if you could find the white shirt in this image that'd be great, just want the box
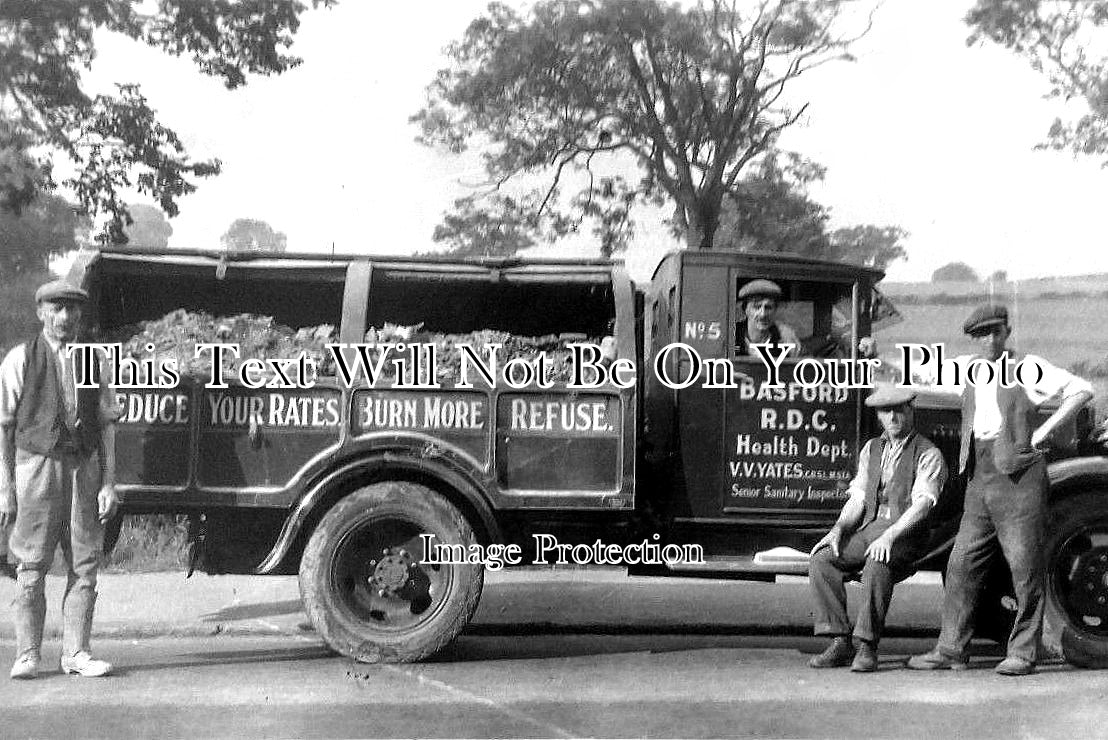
[923,353,1092,441]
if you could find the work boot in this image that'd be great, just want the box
[995,656,1035,676]
[808,636,856,668]
[60,651,112,677]
[850,640,879,673]
[9,651,41,680]
[906,648,969,671]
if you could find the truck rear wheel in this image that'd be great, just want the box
[1045,492,1108,668]
[299,481,483,663]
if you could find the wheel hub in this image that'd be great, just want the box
[1070,548,1108,618]
[369,548,418,598]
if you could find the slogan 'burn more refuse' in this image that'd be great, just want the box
[351,392,617,435]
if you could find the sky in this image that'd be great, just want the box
[75,0,1108,283]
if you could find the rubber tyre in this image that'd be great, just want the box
[1044,492,1108,668]
[299,481,483,663]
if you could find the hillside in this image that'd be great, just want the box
[881,273,1108,301]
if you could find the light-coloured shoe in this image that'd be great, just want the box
[906,648,970,671]
[60,651,112,677]
[995,656,1035,676]
[10,652,41,680]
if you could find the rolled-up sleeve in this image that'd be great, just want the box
[0,344,27,426]
[910,446,947,508]
[845,439,874,505]
[1021,354,1093,406]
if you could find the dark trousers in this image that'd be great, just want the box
[937,441,1047,662]
[809,521,919,644]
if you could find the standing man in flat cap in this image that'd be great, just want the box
[0,279,119,679]
[808,386,947,672]
[735,279,801,356]
[909,304,1092,675]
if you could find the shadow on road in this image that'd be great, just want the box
[428,632,954,663]
[200,599,304,622]
[117,644,335,675]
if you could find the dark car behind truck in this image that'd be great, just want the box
[69,247,1108,666]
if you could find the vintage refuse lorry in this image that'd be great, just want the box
[66,247,1108,665]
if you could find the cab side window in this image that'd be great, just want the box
[732,278,856,359]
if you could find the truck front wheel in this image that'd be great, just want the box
[1045,491,1108,668]
[299,481,484,663]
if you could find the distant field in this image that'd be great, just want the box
[875,294,1108,407]
[882,274,1108,300]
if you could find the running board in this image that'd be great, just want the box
[656,549,812,580]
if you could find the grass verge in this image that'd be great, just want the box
[104,514,189,572]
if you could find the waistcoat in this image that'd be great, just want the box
[862,433,936,529]
[957,354,1040,475]
[14,334,101,457]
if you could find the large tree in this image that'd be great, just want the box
[0,1,335,242]
[221,218,288,253]
[966,0,1108,165]
[414,0,870,252]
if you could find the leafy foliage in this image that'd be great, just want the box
[827,224,908,270]
[717,151,907,269]
[122,203,173,250]
[932,261,981,283]
[0,0,335,240]
[0,192,85,275]
[717,151,831,255]
[0,267,53,358]
[221,217,288,253]
[414,0,870,252]
[966,0,1108,165]
[433,194,537,257]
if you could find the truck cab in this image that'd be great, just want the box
[639,250,878,575]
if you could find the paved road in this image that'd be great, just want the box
[2,633,1105,739]
[1,572,1105,738]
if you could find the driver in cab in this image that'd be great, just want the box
[735,279,801,356]
[735,279,877,359]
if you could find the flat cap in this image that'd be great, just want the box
[35,279,88,304]
[865,385,917,409]
[962,304,1008,335]
[738,279,783,301]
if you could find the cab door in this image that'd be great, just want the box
[667,263,866,524]
[719,272,864,519]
